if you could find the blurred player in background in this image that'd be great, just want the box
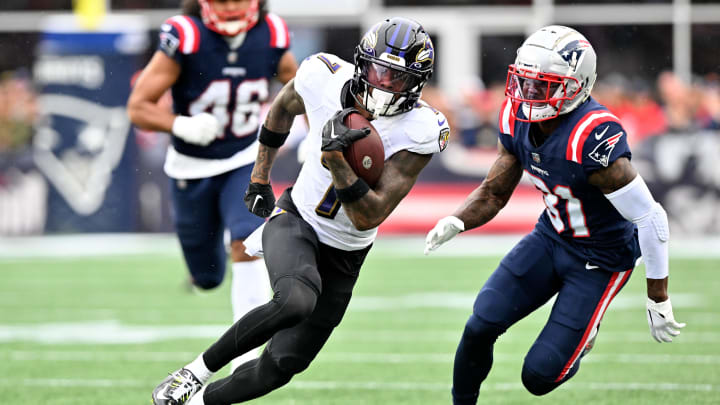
[127,0,297,369]
[424,25,685,404]
[150,17,450,405]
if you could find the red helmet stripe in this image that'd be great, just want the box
[265,13,289,49]
[168,16,200,54]
[566,111,620,163]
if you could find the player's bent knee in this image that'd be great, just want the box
[191,273,223,290]
[273,277,318,325]
[521,343,568,396]
[274,354,313,376]
[463,313,505,345]
[521,366,559,396]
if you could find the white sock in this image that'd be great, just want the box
[185,353,214,384]
[230,260,271,371]
[187,386,206,405]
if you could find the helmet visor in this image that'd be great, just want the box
[359,58,422,94]
[505,65,575,105]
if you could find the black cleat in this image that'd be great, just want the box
[152,368,203,405]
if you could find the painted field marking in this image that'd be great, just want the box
[0,378,716,392]
[4,350,720,366]
[0,320,717,344]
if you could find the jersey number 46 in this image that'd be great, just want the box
[189,79,269,138]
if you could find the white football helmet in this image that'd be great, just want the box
[505,25,597,122]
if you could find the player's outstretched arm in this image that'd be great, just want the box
[322,148,431,231]
[245,79,306,217]
[424,141,522,254]
[451,142,523,230]
[589,157,686,342]
[127,51,180,133]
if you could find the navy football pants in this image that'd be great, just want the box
[171,163,264,290]
[452,229,633,404]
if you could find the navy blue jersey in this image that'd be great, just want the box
[498,97,640,271]
[158,14,289,159]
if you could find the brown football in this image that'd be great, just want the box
[343,112,384,188]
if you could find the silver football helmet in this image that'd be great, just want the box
[505,25,597,122]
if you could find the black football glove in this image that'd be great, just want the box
[321,107,371,152]
[244,182,276,218]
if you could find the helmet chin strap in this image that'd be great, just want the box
[369,89,394,118]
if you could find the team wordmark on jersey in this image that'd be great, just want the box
[588,131,624,167]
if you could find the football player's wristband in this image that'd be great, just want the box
[258,125,289,148]
[336,178,370,203]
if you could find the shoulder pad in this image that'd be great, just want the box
[264,13,290,49]
[402,101,451,154]
[294,53,351,109]
[498,97,520,137]
[160,15,201,55]
[565,109,622,164]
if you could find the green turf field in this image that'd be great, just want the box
[0,241,718,404]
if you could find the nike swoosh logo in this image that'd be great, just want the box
[330,121,339,139]
[252,195,263,211]
[585,262,600,270]
[594,126,609,141]
[438,118,446,126]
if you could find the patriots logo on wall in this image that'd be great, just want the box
[33,94,131,215]
[588,132,624,167]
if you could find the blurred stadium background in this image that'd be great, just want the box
[0,1,719,404]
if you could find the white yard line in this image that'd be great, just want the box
[1,234,719,259]
[1,320,717,344]
[4,350,720,365]
[0,378,716,392]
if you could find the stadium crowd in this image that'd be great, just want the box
[450,70,720,149]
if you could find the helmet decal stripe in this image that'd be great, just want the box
[397,24,413,59]
[385,23,403,55]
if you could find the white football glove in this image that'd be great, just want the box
[424,216,465,255]
[172,113,219,146]
[646,298,686,343]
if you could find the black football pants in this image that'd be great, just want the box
[201,193,370,404]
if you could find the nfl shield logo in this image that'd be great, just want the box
[532,152,541,163]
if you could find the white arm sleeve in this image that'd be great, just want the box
[605,175,669,279]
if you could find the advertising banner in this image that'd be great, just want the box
[32,15,148,232]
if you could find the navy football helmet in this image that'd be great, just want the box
[352,17,434,117]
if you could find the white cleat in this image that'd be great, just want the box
[152,368,203,405]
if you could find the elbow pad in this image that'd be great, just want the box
[605,175,669,279]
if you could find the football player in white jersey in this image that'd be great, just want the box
[150,17,450,405]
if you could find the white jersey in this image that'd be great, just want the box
[291,53,450,251]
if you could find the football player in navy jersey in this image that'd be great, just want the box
[425,26,686,404]
[127,0,297,370]
[149,17,450,405]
